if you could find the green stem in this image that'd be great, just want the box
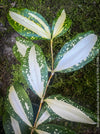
[31,39,54,134]
[51,39,54,71]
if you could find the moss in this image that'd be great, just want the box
[11,63,29,90]
[0,57,12,96]
[0,0,99,133]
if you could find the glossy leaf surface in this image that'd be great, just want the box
[22,44,48,98]
[54,31,100,73]
[3,112,31,134]
[52,9,72,39]
[45,95,96,124]
[8,8,51,40]
[35,124,76,134]
[5,83,33,127]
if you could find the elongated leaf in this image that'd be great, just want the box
[36,111,50,127]
[8,8,51,40]
[52,9,72,39]
[22,44,48,98]
[13,37,33,62]
[35,124,76,134]
[45,95,96,124]
[3,112,31,134]
[5,83,33,127]
[54,31,100,73]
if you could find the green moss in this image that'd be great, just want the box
[0,0,99,133]
[12,64,29,90]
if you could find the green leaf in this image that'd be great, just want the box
[3,112,31,134]
[35,124,76,134]
[22,44,48,98]
[54,31,100,73]
[38,103,60,125]
[5,83,33,127]
[36,110,50,127]
[8,8,51,40]
[13,37,34,63]
[52,9,72,39]
[45,95,96,124]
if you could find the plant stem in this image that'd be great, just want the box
[31,39,54,134]
[51,39,54,71]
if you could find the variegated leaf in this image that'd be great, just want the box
[45,95,96,124]
[38,103,61,124]
[36,111,50,127]
[11,116,21,134]
[35,129,50,134]
[52,9,72,39]
[22,44,48,98]
[13,37,33,62]
[8,8,51,40]
[36,124,76,134]
[5,83,33,127]
[3,112,31,134]
[54,31,100,73]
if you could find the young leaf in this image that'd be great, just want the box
[35,124,76,134]
[5,83,33,127]
[22,44,48,98]
[3,112,31,134]
[13,37,33,63]
[52,9,72,39]
[54,31,100,73]
[8,8,51,40]
[36,111,50,127]
[45,95,96,124]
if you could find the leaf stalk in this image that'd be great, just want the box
[31,39,54,134]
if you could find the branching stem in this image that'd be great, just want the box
[31,39,54,134]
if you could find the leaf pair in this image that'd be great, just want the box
[8,8,72,40]
[13,37,48,98]
[4,84,96,134]
[13,31,100,99]
[4,84,77,134]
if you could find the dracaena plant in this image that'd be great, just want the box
[3,8,100,134]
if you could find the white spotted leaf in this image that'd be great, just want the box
[10,116,21,134]
[36,124,76,134]
[22,44,48,98]
[36,111,50,127]
[13,37,33,63]
[3,112,31,134]
[45,95,96,124]
[54,31,100,73]
[5,83,33,127]
[8,8,51,40]
[35,129,50,134]
[52,9,72,39]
